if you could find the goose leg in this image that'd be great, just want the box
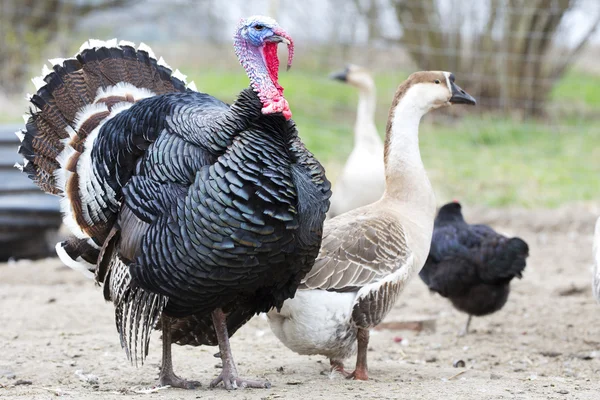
[458,315,472,337]
[347,328,369,381]
[330,359,351,377]
[210,308,271,390]
[159,316,201,389]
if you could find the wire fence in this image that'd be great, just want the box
[0,0,599,208]
[1,0,599,129]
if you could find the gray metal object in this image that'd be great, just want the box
[0,124,62,260]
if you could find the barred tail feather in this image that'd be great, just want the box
[106,256,167,365]
[55,242,95,279]
[16,38,198,275]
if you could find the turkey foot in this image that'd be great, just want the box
[347,328,369,381]
[210,308,271,390]
[159,316,201,389]
[330,359,351,377]
[159,370,202,389]
[210,366,271,390]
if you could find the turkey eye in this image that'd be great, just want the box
[434,79,440,84]
[254,24,265,31]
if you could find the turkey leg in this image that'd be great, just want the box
[210,308,271,389]
[159,316,202,389]
[347,328,369,380]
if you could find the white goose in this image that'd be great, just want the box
[328,65,385,218]
[593,217,600,302]
[268,71,476,380]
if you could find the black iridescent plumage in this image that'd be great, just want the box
[419,202,529,334]
[17,39,331,387]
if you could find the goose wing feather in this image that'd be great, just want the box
[300,209,410,291]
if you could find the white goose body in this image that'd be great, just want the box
[268,289,357,360]
[593,217,600,302]
[329,65,385,218]
[268,71,476,380]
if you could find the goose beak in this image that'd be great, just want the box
[330,67,349,82]
[449,81,476,105]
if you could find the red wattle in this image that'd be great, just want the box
[263,42,283,96]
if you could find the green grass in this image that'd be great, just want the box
[184,68,599,208]
[551,69,600,108]
[3,66,598,208]
[419,117,599,207]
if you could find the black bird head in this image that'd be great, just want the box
[434,201,465,226]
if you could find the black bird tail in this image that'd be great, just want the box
[505,238,529,278]
[485,237,529,282]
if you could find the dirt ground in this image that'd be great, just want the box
[1,205,599,400]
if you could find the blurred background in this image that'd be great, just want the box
[0,0,599,260]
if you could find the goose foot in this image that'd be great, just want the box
[346,368,369,381]
[346,328,370,381]
[330,359,351,377]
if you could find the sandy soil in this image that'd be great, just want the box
[1,205,599,400]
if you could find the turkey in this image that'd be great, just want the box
[16,15,331,390]
[419,202,529,336]
[328,65,385,218]
[268,72,476,380]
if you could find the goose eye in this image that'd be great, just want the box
[434,79,440,84]
[254,24,265,31]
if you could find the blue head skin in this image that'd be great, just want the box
[234,15,294,119]
[238,16,289,47]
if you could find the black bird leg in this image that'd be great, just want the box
[159,316,202,389]
[459,315,473,337]
[210,308,271,390]
[347,328,369,380]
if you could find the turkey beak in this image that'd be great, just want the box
[329,67,349,82]
[449,81,476,105]
[269,29,294,71]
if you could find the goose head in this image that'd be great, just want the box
[234,16,294,120]
[383,72,475,179]
[330,64,375,92]
[391,71,476,115]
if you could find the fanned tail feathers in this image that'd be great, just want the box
[16,38,197,276]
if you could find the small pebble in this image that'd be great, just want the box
[453,360,466,368]
[14,380,32,386]
[490,373,502,380]
[393,337,403,343]
[556,389,569,395]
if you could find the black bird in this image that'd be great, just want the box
[419,202,529,335]
[16,16,330,389]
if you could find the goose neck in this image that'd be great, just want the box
[354,85,379,145]
[382,98,432,204]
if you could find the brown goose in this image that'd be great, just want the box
[267,71,476,380]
